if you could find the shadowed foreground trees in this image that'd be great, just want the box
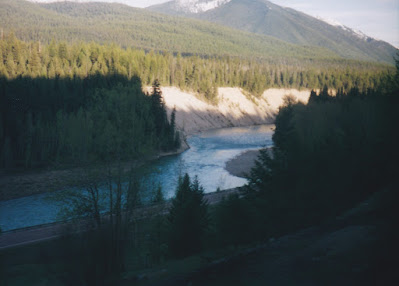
[0,75,179,169]
[243,79,399,240]
[168,174,209,258]
[211,58,399,246]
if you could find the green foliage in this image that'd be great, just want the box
[0,75,178,168]
[244,79,399,237]
[2,0,398,66]
[151,0,398,64]
[168,174,208,258]
[0,37,183,169]
[0,35,390,170]
[0,34,392,98]
[0,0,340,61]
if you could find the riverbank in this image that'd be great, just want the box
[225,147,275,179]
[161,87,310,135]
[0,142,189,202]
[225,149,261,178]
[1,125,274,232]
[1,86,306,201]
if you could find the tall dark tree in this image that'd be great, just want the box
[308,89,318,103]
[169,106,181,149]
[168,174,208,258]
[150,79,168,148]
[153,184,164,204]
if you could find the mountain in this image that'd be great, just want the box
[148,0,397,64]
[148,0,233,14]
[27,0,136,5]
[0,0,338,61]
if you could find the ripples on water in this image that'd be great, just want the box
[0,124,274,231]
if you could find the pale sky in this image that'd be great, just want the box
[273,0,399,48]
[59,0,399,47]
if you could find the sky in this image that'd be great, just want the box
[43,0,399,47]
[273,0,399,47]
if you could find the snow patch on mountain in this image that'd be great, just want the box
[28,0,232,12]
[316,16,372,41]
[175,0,232,14]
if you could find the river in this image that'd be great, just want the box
[0,124,274,232]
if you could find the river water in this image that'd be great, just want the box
[0,124,274,231]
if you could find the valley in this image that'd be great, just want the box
[0,0,398,285]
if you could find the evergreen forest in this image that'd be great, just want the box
[0,34,394,169]
[0,4,398,281]
[0,35,181,169]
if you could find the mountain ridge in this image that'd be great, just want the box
[148,0,397,64]
[1,0,339,61]
[1,0,396,65]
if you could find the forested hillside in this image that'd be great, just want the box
[0,0,337,61]
[149,0,398,64]
[0,35,392,97]
[0,34,393,169]
[0,35,180,169]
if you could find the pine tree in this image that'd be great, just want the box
[168,174,208,258]
[309,89,318,103]
[153,184,164,204]
[169,107,181,149]
[151,79,169,149]
[29,43,41,76]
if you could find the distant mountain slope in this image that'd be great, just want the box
[148,0,233,14]
[149,0,397,64]
[0,0,338,61]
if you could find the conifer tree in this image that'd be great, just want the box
[153,184,164,204]
[168,174,208,258]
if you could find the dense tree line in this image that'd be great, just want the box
[234,61,399,241]
[0,36,181,168]
[0,32,393,170]
[163,58,399,253]
[0,0,357,62]
[0,34,392,102]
